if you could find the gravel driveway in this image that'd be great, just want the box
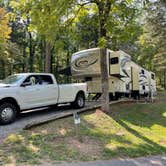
[55,155,166,166]
[0,99,131,141]
[0,102,100,140]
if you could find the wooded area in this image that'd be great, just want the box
[0,0,165,87]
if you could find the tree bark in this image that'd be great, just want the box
[29,32,34,72]
[66,50,70,83]
[45,42,52,73]
[164,71,166,90]
[100,48,110,111]
[22,46,26,72]
[0,59,5,79]
[97,0,111,112]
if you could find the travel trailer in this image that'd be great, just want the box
[71,48,156,100]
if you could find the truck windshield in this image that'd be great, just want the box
[2,75,23,85]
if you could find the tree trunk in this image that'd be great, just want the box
[97,1,111,112]
[40,40,45,72]
[22,46,26,72]
[66,50,70,83]
[29,32,34,72]
[100,48,110,111]
[45,42,52,73]
[164,71,166,90]
[0,59,5,79]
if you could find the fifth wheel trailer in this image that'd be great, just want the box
[71,48,156,100]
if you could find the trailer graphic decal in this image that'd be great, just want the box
[74,58,98,69]
[121,56,131,77]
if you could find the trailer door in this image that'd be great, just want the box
[131,66,139,91]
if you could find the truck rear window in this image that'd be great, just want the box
[39,75,53,85]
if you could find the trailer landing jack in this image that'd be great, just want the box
[92,93,102,101]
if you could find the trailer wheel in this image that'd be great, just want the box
[0,103,17,125]
[72,93,85,109]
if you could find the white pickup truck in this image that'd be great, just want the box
[0,73,87,124]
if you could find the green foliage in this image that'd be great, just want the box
[74,14,99,49]
[0,0,164,88]
[0,7,11,57]
[98,37,107,48]
[136,0,166,87]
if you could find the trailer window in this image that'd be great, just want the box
[110,57,119,64]
[142,85,145,90]
[151,74,155,80]
[126,84,129,90]
[85,77,92,81]
[39,75,53,85]
[141,69,144,74]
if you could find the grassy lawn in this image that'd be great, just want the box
[0,91,166,165]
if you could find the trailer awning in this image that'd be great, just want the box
[58,67,72,76]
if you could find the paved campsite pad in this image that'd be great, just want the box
[0,102,100,140]
[55,155,166,166]
[0,99,131,141]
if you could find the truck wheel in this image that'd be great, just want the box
[72,93,85,109]
[0,103,17,125]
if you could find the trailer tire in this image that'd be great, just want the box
[72,92,85,109]
[0,103,17,125]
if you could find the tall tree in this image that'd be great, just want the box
[0,7,11,78]
[0,7,11,53]
[10,1,37,72]
[93,0,112,111]
[138,0,166,87]
[73,0,140,112]
[153,52,166,89]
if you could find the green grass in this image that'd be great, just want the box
[0,91,166,165]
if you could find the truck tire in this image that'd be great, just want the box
[72,93,85,109]
[0,103,17,125]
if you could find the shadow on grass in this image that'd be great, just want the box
[81,110,166,159]
[107,118,166,157]
[105,92,166,157]
[80,91,166,158]
[109,92,166,128]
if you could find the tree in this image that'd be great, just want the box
[91,0,111,112]
[22,0,72,73]
[10,1,37,72]
[0,7,11,54]
[75,13,99,49]
[138,0,166,87]
[0,7,11,78]
[73,0,140,112]
[153,52,166,89]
